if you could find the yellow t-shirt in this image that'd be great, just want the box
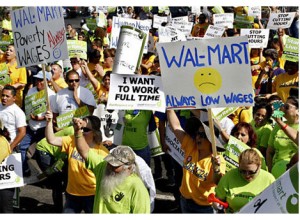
[0,136,11,163]
[232,107,253,125]
[61,136,109,196]
[7,61,27,108]
[180,134,226,206]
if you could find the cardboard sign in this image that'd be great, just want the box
[112,26,146,74]
[153,15,168,28]
[165,123,184,166]
[240,29,270,48]
[267,12,296,30]
[239,163,299,213]
[107,74,166,113]
[248,6,261,19]
[203,25,225,39]
[156,36,254,109]
[56,106,90,128]
[11,6,68,67]
[213,13,234,28]
[67,40,87,60]
[110,16,152,53]
[24,89,47,121]
[282,37,299,62]
[0,63,12,85]
[0,153,24,190]
[158,26,186,43]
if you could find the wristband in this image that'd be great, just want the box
[281,124,288,130]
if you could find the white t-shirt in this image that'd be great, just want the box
[0,103,27,143]
[52,86,97,115]
[26,86,57,131]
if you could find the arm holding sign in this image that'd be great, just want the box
[45,110,63,147]
[166,109,186,144]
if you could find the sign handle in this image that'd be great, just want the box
[42,64,50,111]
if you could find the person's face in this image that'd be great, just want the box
[66,25,72,32]
[233,127,249,144]
[107,19,112,26]
[1,89,15,106]
[108,163,125,174]
[67,73,80,90]
[103,76,110,89]
[239,161,260,182]
[127,7,132,14]
[78,35,84,41]
[70,58,80,70]
[104,56,114,68]
[51,64,62,80]
[284,61,299,75]
[35,78,45,91]
[254,108,267,126]
[195,127,211,149]
[282,100,298,120]
[5,45,16,61]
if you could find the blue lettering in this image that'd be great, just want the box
[13,10,23,28]
[222,45,233,64]
[161,46,184,68]
[223,93,254,104]
[207,44,221,66]
[184,48,196,67]
[200,95,220,106]
[36,7,44,22]
[45,7,53,21]
[111,37,118,48]
[166,95,195,107]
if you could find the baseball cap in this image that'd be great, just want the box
[34,70,52,81]
[104,145,135,167]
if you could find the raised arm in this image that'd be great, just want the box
[73,117,89,160]
[45,110,63,147]
[166,109,186,144]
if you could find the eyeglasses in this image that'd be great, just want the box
[196,131,206,139]
[82,127,92,133]
[68,79,80,83]
[239,166,259,176]
[284,103,296,110]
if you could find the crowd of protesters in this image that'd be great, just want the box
[0,6,299,214]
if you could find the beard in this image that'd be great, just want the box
[100,164,128,199]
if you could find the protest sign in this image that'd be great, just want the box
[24,89,47,120]
[110,16,152,53]
[86,17,97,31]
[93,104,119,142]
[148,129,164,157]
[0,153,24,190]
[153,15,168,28]
[240,29,270,48]
[213,13,234,28]
[147,35,157,55]
[171,17,194,37]
[211,107,238,121]
[282,37,299,62]
[239,163,298,213]
[112,26,146,74]
[107,73,166,112]
[156,36,254,109]
[234,14,254,29]
[203,25,225,39]
[186,37,202,41]
[165,123,184,166]
[267,12,296,30]
[11,6,68,67]
[67,40,87,60]
[248,6,261,19]
[56,106,90,128]
[158,26,186,43]
[0,63,12,85]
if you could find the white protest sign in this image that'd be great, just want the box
[248,6,261,19]
[113,26,146,74]
[171,17,193,37]
[203,25,225,39]
[0,153,24,190]
[239,163,299,213]
[107,74,166,112]
[93,104,119,142]
[240,29,270,48]
[110,16,152,53]
[171,16,189,23]
[213,13,234,28]
[153,15,168,28]
[267,12,296,30]
[156,36,254,109]
[11,6,68,68]
[186,37,202,41]
[158,26,186,43]
[165,123,184,166]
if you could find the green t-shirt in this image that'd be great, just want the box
[215,168,275,213]
[268,123,298,165]
[122,110,152,150]
[250,120,273,149]
[86,150,150,213]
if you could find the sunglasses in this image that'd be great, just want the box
[82,127,92,133]
[239,166,259,176]
[68,79,80,83]
[196,131,206,139]
[283,103,296,110]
